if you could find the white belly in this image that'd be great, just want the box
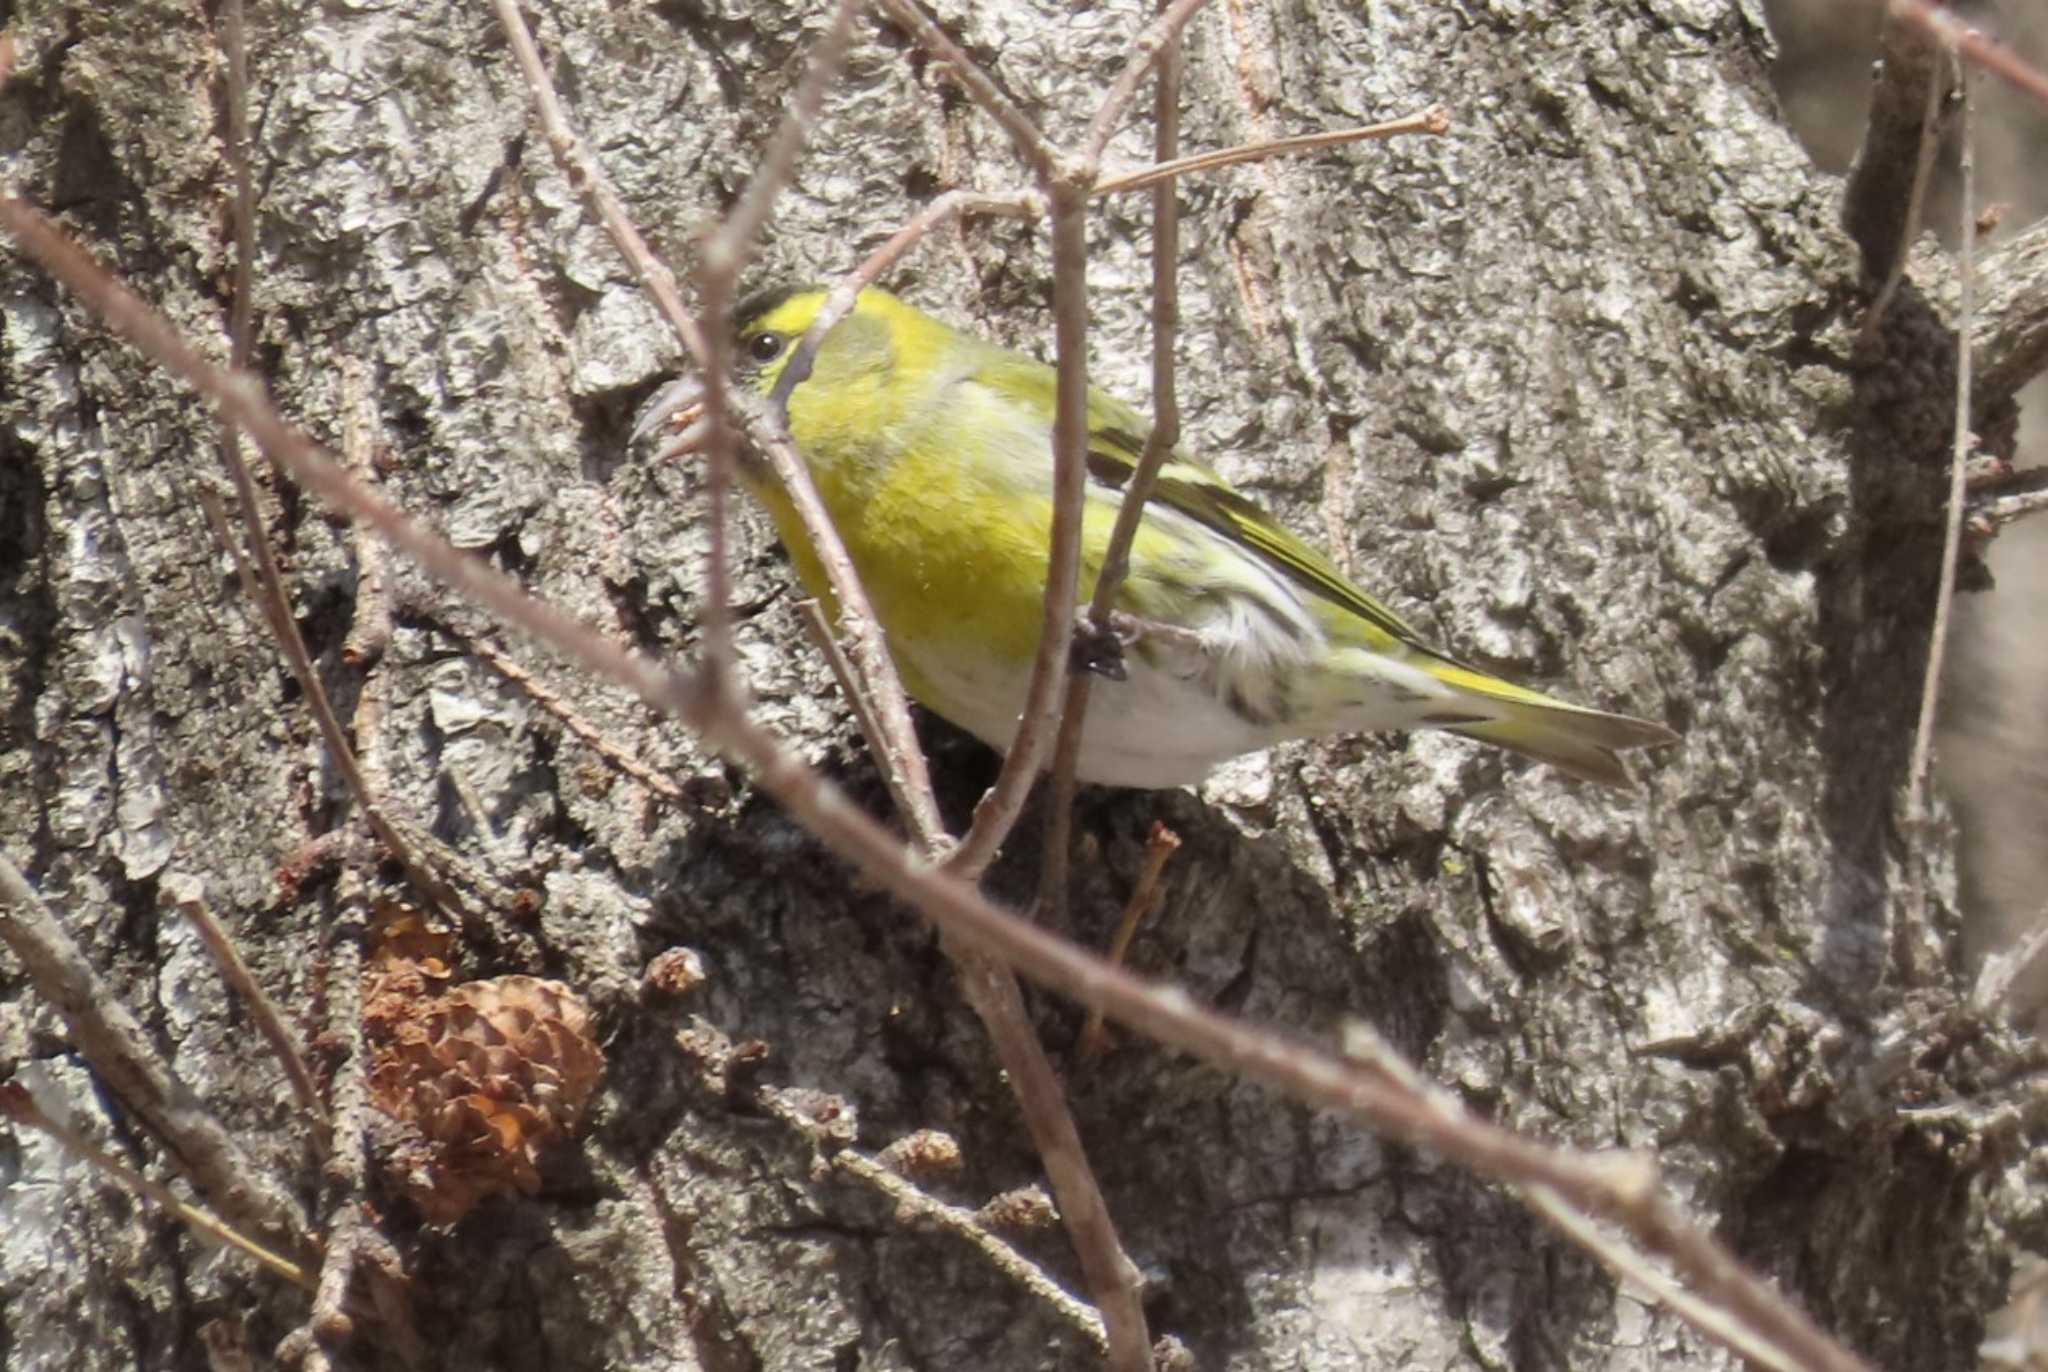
[899,637,1288,789]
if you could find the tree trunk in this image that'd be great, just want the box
[0,0,2029,1369]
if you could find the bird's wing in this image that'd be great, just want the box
[966,350,1458,657]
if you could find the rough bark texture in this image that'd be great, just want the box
[0,1,2035,1370]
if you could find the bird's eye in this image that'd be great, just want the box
[748,331,785,364]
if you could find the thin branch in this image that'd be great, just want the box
[463,633,684,802]
[846,188,1042,290]
[667,14,1147,1343]
[757,188,1042,424]
[1523,1181,1822,1372]
[943,181,1092,880]
[643,203,998,854]
[195,451,426,894]
[876,119,1153,1364]
[694,0,863,687]
[645,380,948,847]
[338,359,393,667]
[757,1085,1109,1352]
[871,0,1054,178]
[0,194,698,748]
[1907,55,1972,821]
[760,702,1876,1372]
[487,0,708,367]
[1045,26,1187,921]
[0,1082,314,1291]
[281,866,376,1371]
[1078,821,1181,1062]
[201,252,438,908]
[1096,107,1451,197]
[0,853,316,1265]
[220,0,254,372]
[946,953,1151,1370]
[701,0,864,283]
[674,62,1142,1350]
[1081,0,1212,166]
[159,872,331,1146]
[730,190,1039,848]
[205,3,445,918]
[1886,0,2048,111]
[746,402,948,848]
[798,599,905,805]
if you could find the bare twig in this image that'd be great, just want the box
[0,853,316,1265]
[0,1082,314,1291]
[645,337,948,844]
[798,600,904,804]
[760,188,1041,421]
[159,872,331,1146]
[1336,1021,1871,1372]
[0,194,710,800]
[203,0,454,916]
[1081,0,1212,166]
[946,954,1150,1369]
[1078,822,1181,1062]
[205,305,431,899]
[893,60,1154,1359]
[943,181,1092,880]
[279,867,382,1372]
[338,359,393,667]
[757,1085,1109,1352]
[694,0,863,686]
[1887,0,2048,111]
[487,0,707,368]
[738,189,1042,846]
[463,633,684,803]
[220,0,254,372]
[1522,1183,1816,1372]
[1045,25,1188,922]
[717,19,1144,1342]
[757,83,1142,1367]
[744,403,947,848]
[871,0,1055,177]
[844,188,1042,291]
[1095,107,1452,196]
[642,232,956,849]
[700,0,863,283]
[1907,57,1973,821]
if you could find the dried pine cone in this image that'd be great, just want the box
[367,972,604,1224]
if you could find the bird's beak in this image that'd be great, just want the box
[631,377,710,461]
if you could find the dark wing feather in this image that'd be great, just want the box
[1078,399,1436,656]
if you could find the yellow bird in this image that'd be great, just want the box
[639,286,1676,789]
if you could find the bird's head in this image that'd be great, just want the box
[634,284,927,462]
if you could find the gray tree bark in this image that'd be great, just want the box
[0,0,2031,1370]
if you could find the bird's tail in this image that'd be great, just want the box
[1425,662,1678,790]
